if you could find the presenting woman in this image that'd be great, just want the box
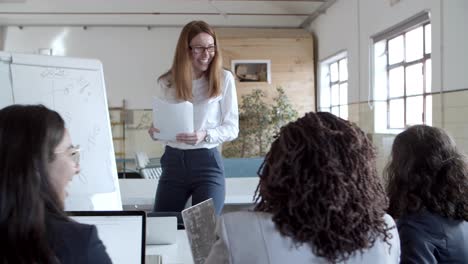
[148,20,239,214]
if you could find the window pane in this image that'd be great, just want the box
[388,35,404,65]
[389,99,404,129]
[331,106,340,116]
[374,40,386,57]
[425,59,432,93]
[320,83,331,108]
[406,63,423,96]
[340,105,348,120]
[320,65,331,105]
[374,41,388,100]
[405,26,424,62]
[425,95,432,125]
[331,84,339,106]
[339,58,348,81]
[320,107,330,113]
[406,96,423,125]
[339,83,348,105]
[330,62,339,82]
[389,66,404,98]
[425,24,431,54]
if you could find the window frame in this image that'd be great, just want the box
[372,12,431,133]
[384,22,431,129]
[319,51,348,120]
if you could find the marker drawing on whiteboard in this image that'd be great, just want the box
[40,68,66,79]
[63,84,73,95]
[86,125,101,151]
[77,172,88,185]
[77,77,90,94]
[62,111,72,125]
[53,83,73,96]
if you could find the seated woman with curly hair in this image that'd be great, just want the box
[385,125,468,263]
[205,112,400,264]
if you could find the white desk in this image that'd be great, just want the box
[146,230,193,264]
[120,177,259,209]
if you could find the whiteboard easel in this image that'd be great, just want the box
[0,51,121,211]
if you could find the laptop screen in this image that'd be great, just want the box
[68,211,146,264]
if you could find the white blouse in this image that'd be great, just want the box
[155,70,239,150]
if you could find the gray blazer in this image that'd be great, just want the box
[205,211,400,264]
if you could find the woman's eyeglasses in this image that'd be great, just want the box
[55,145,80,165]
[190,45,216,54]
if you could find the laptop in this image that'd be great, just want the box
[146,215,177,245]
[68,211,146,264]
[147,211,184,229]
[181,198,217,264]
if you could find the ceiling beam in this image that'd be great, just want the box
[0,11,312,16]
[300,0,336,29]
[213,0,326,1]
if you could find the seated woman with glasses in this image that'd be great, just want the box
[205,112,400,264]
[0,104,111,264]
[385,125,468,263]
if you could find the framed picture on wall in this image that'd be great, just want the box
[231,60,271,84]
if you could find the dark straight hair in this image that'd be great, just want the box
[0,104,68,263]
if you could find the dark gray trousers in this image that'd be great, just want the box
[153,146,225,215]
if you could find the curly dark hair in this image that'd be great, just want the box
[385,125,468,220]
[254,112,392,263]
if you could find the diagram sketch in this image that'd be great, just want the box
[40,67,67,79]
[10,59,116,197]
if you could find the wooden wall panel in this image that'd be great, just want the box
[217,28,316,115]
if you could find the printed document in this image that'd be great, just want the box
[152,97,193,141]
[182,198,217,264]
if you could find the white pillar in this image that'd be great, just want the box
[0,26,5,51]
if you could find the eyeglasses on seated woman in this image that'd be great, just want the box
[0,104,111,264]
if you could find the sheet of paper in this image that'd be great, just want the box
[152,97,193,141]
[182,198,217,264]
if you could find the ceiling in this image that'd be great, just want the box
[0,0,335,28]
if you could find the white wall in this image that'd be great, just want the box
[309,0,468,174]
[3,26,182,158]
[0,27,4,50]
[443,0,468,91]
[310,0,468,103]
[310,0,360,103]
[3,26,181,109]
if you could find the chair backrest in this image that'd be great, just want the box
[135,152,149,169]
[141,167,163,180]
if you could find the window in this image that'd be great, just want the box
[319,53,348,120]
[373,12,431,132]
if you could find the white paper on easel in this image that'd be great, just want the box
[152,96,193,141]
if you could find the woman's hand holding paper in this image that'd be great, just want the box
[176,131,207,145]
[148,123,161,140]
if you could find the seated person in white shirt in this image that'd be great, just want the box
[205,112,400,264]
[148,20,239,215]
